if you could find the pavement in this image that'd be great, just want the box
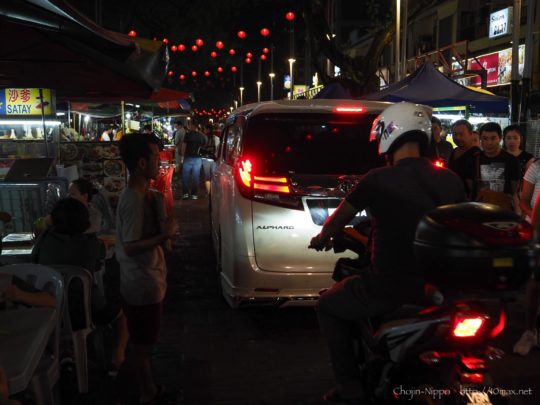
[52,186,540,405]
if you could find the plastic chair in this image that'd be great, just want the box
[50,265,94,394]
[0,264,63,405]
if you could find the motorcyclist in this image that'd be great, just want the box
[309,102,466,402]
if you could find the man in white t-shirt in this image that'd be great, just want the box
[520,159,540,220]
[116,133,176,404]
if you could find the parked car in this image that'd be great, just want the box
[210,99,391,308]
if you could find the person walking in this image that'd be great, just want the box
[199,123,220,197]
[181,121,207,199]
[503,124,534,182]
[173,121,185,174]
[447,119,480,198]
[430,116,453,164]
[116,133,177,404]
[467,122,520,213]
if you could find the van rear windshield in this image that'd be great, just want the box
[242,113,384,175]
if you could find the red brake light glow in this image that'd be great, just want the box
[453,316,484,338]
[434,159,444,168]
[253,175,290,194]
[238,159,252,187]
[334,107,364,113]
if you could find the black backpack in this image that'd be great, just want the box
[200,136,217,160]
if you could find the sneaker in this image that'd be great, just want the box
[182,193,190,199]
[513,329,538,356]
[190,195,198,200]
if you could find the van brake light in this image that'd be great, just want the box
[334,107,364,113]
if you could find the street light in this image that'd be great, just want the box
[269,73,275,101]
[256,81,262,102]
[288,58,296,100]
[234,100,238,109]
[239,87,245,106]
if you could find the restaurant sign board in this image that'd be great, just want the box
[0,88,56,116]
[489,7,512,39]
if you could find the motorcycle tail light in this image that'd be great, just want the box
[452,315,484,338]
[459,372,484,384]
[419,351,442,365]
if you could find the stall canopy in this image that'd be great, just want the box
[0,0,171,101]
[70,88,192,118]
[363,63,509,113]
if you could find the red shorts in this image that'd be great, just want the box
[121,299,163,346]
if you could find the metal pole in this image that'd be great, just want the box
[511,0,522,123]
[395,0,401,82]
[39,89,49,158]
[121,100,125,134]
[400,0,408,79]
[520,0,535,147]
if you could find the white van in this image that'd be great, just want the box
[210,99,390,308]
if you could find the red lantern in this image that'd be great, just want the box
[229,49,236,55]
[171,45,177,52]
[260,54,267,60]
[231,66,237,72]
[262,47,269,54]
[237,31,246,39]
[217,67,223,73]
[285,11,295,21]
[216,41,224,49]
[260,28,270,37]
[246,52,253,58]
[192,71,197,77]
[178,44,186,51]
[195,38,204,46]
[204,71,210,77]
[191,45,198,52]
[245,58,252,64]
[179,74,186,80]
[128,30,137,37]
[167,70,173,77]
[210,51,217,58]
[163,38,169,44]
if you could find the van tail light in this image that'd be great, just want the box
[452,315,484,338]
[235,157,301,209]
[253,176,290,194]
[333,106,364,114]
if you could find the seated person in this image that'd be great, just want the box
[67,178,102,234]
[31,198,127,371]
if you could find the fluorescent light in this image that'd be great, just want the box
[0,120,61,125]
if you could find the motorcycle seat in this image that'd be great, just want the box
[373,304,424,334]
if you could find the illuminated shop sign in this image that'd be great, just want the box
[489,7,512,39]
[453,45,524,87]
[0,88,56,116]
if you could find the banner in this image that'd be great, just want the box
[0,88,55,116]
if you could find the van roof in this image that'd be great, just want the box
[232,99,393,118]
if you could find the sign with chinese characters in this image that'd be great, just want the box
[489,7,512,39]
[0,88,55,116]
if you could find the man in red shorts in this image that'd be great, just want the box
[116,133,177,404]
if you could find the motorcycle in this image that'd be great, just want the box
[324,202,536,405]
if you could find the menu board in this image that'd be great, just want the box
[58,142,126,207]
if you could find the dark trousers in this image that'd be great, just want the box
[316,275,396,384]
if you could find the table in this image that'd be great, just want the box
[0,307,56,394]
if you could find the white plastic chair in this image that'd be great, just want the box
[50,265,94,395]
[0,264,63,405]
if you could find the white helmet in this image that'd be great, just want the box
[370,102,432,155]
